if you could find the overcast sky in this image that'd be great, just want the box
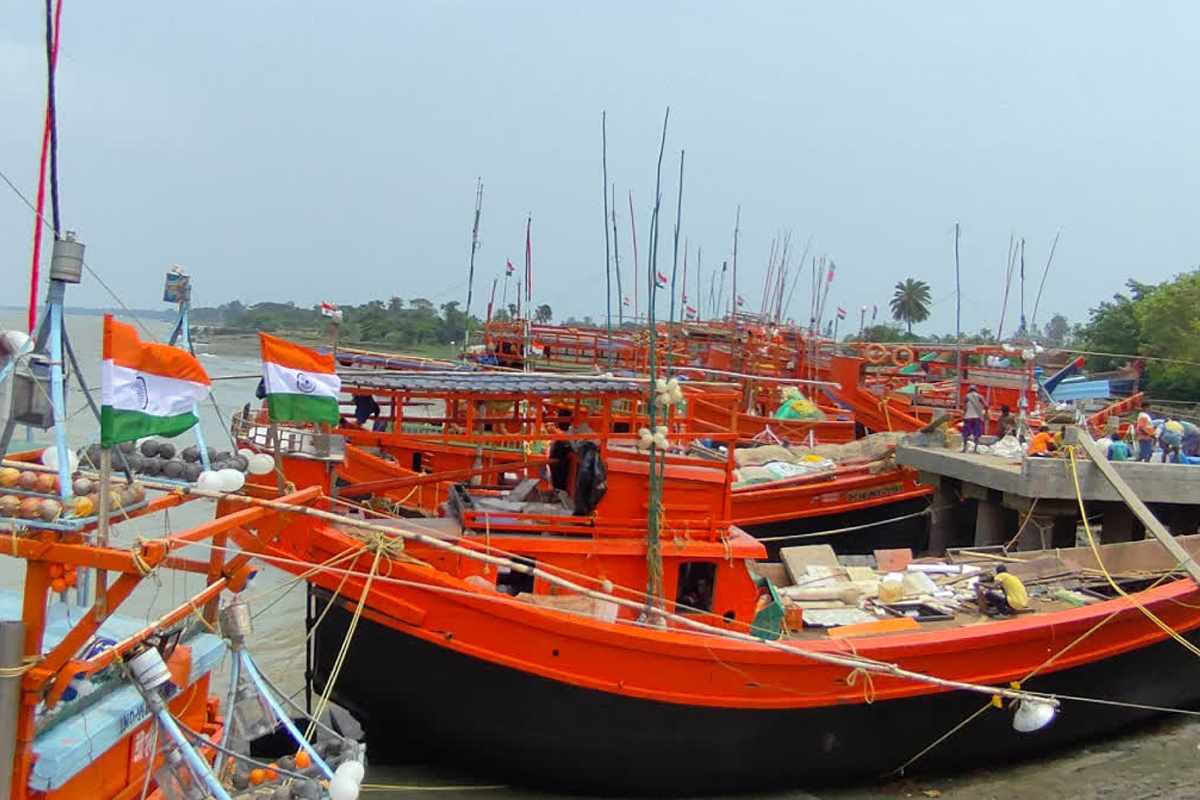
[2,2,1198,336]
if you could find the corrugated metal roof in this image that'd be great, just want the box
[337,371,643,395]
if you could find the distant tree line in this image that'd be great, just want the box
[191,297,483,346]
[842,268,1200,401]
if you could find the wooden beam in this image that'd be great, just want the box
[1067,428,1200,583]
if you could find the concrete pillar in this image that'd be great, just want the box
[1012,513,1052,551]
[1052,515,1078,549]
[974,499,1007,548]
[1101,504,1138,543]
[1169,506,1200,537]
[927,483,957,555]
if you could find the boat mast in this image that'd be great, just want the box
[601,112,613,351]
[666,150,684,376]
[730,206,740,342]
[954,222,963,410]
[463,178,483,351]
[612,184,623,328]
[645,108,670,613]
[629,191,640,325]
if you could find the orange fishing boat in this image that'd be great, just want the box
[234,367,933,553]
[234,452,1200,795]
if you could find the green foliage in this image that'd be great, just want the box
[534,304,553,324]
[1042,313,1071,348]
[1076,271,1200,400]
[847,324,919,343]
[192,298,480,347]
[889,278,932,333]
[1076,283,1143,371]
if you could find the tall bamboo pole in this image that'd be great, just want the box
[629,191,640,323]
[612,184,623,327]
[601,112,613,349]
[667,150,685,375]
[645,108,669,611]
[463,178,483,347]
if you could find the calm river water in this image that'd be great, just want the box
[2,309,1194,799]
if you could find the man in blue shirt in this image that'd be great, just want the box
[1107,437,1131,462]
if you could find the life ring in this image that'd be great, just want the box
[892,346,915,366]
[865,343,889,364]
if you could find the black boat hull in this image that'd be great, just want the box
[308,586,1200,796]
[743,496,931,558]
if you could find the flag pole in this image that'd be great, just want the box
[502,263,510,315]
[730,206,740,346]
[954,221,963,409]
[94,446,111,618]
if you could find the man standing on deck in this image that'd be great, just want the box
[1135,406,1157,462]
[961,384,987,453]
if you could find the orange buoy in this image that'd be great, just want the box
[892,345,915,366]
[50,578,67,593]
[294,750,311,769]
[865,343,889,364]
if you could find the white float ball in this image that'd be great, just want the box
[247,454,274,475]
[216,469,245,492]
[196,471,222,491]
[328,773,360,800]
[236,447,255,459]
[41,447,79,473]
[335,761,365,784]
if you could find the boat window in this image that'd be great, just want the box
[411,452,422,472]
[675,562,716,613]
[497,556,536,596]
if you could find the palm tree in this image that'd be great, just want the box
[534,304,553,324]
[889,278,932,333]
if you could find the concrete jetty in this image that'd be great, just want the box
[896,441,1200,552]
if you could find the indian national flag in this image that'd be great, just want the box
[259,333,341,425]
[101,315,210,447]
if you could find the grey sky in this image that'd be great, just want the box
[2,1,1198,337]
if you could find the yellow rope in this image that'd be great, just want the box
[1002,495,1041,551]
[891,447,1200,775]
[1066,446,1200,660]
[0,656,40,678]
[130,537,155,577]
[301,545,385,744]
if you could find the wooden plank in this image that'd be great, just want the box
[779,544,839,584]
[828,616,921,638]
[874,548,913,572]
[1068,428,1200,583]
